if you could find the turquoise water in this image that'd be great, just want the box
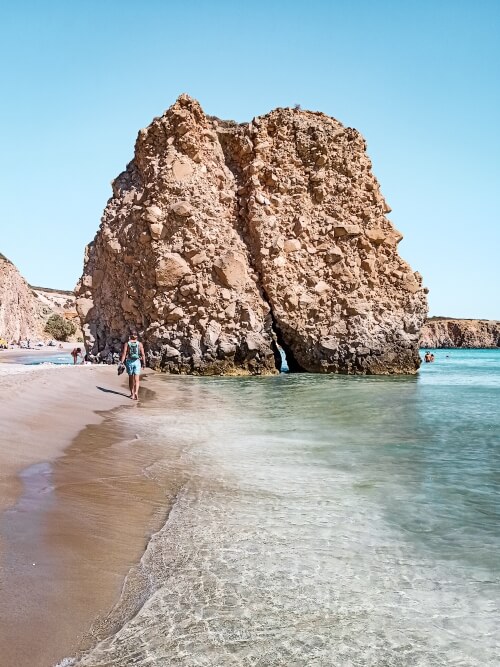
[25,355,72,365]
[0,351,73,365]
[66,349,499,666]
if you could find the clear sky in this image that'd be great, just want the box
[1,0,498,318]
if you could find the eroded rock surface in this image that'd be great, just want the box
[77,95,428,374]
[420,319,500,348]
[0,254,42,341]
[0,253,81,343]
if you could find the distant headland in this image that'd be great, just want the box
[420,317,500,349]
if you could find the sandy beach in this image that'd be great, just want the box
[0,357,170,667]
[0,348,133,514]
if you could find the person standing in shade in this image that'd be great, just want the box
[120,330,146,400]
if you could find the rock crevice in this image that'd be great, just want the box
[77,95,428,375]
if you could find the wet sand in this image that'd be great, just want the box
[0,363,174,667]
[0,362,133,512]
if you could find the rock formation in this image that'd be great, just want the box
[32,286,81,337]
[76,95,428,375]
[0,253,81,343]
[0,253,42,341]
[420,319,500,348]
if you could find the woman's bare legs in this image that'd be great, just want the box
[133,373,140,400]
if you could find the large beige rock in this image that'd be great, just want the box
[77,95,428,374]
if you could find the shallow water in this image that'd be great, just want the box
[0,350,73,365]
[25,355,73,365]
[66,349,499,666]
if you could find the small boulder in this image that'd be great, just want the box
[320,336,339,352]
[166,307,184,322]
[365,228,386,244]
[149,222,163,240]
[164,345,180,358]
[213,251,248,289]
[76,297,94,319]
[284,239,301,253]
[171,201,193,217]
[204,320,222,347]
[155,253,191,287]
[293,216,308,235]
[145,205,163,222]
[325,246,343,264]
[172,160,193,181]
[314,281,330,294]
[334,224,361,237]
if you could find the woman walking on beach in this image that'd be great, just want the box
[120,330,146,400]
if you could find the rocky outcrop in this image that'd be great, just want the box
[32,286,82,339]
[0,254,81,343]
[77,95,428,375]
[420,319,500,348]
[0,253,42,341]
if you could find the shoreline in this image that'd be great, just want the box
[0,362,172,667]
[0,362,134,514]
[418,345,500,350]
[0,353,498,665]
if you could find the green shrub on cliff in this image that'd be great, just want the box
[44,314,76,341]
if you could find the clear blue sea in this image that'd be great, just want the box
[66,349,500,666]
[0,350,73,365]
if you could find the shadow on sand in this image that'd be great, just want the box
[96,386,131,398]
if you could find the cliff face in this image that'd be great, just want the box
[76,95,428,375]
[420,319,500,348]
[0,254,41,341]
[0,254,80,343]
[32,287,82,339]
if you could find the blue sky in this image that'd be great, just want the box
[1,0,498,318]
